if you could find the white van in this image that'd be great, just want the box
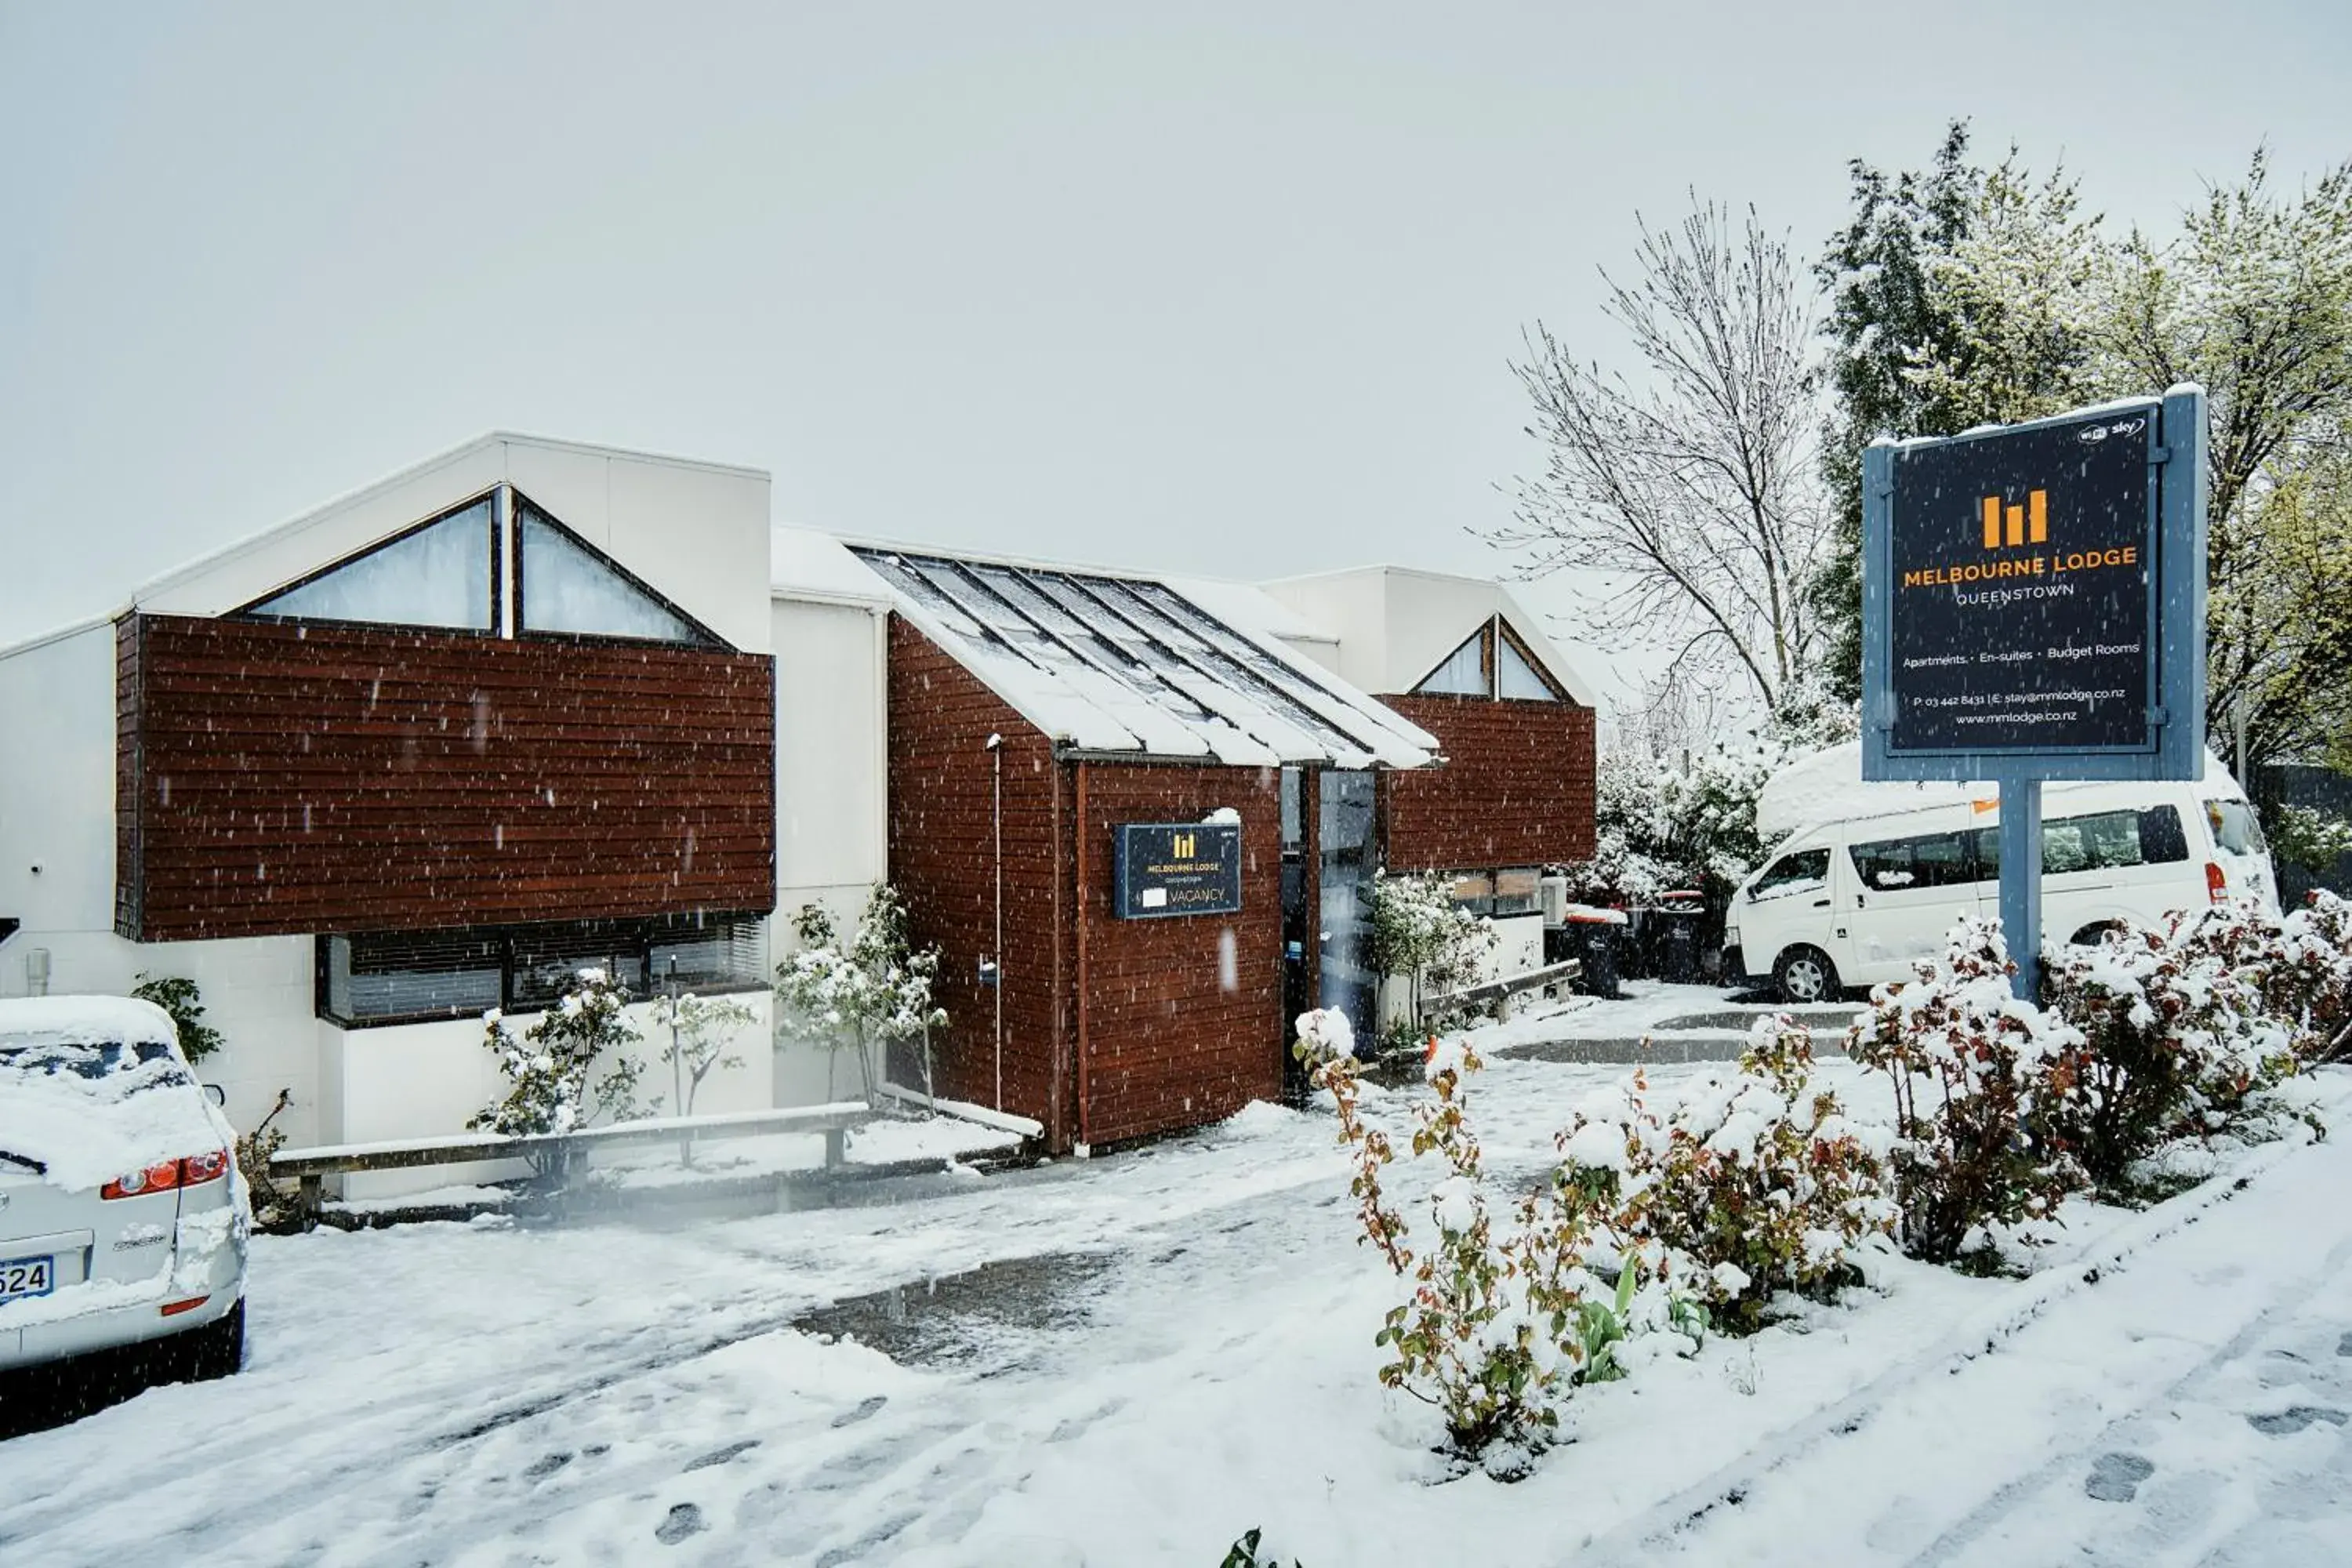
[1725,773,2278,1004]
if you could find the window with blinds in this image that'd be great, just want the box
[318,913,767,1027]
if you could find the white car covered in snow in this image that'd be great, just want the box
[0,996,249,1381]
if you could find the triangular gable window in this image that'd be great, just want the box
[515,498,716,646]
[1413,626,1490,696]
[242,497,495,631]
[1495,622,1564,702]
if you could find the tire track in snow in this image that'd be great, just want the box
[1561,1124,2332,1566]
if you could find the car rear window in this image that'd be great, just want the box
[0,1039,181,1083]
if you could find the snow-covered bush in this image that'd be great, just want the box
[2038,910,2298,1185]
[1220,1529,1305,1568]
[1297,1014,1577,1461]
[1845,918,2081,1264]
[774,885,948,1104]
[1295,1010,1700,1467]
[1561,1017,1895,1331]
[2284,890,2352,1060]
[1367,872,1497,1049]
[470,968,654,1178]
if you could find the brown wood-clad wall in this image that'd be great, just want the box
[883,616,1287,1152]
[118,615,776,941]
[1378,695,1596,873]
[884,615,1073,1146]
[1073,760,1283,1147]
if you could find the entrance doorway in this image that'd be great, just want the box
[1317,768,1377,1048]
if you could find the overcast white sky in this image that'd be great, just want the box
[4,2,2347,706]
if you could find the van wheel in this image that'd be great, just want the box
[1773,947,1841,1005]
[2069,922,2125,949]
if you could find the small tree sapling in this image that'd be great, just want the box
[131,974,223,1064]
[470,968,655,1181]
[774,886,949,1106]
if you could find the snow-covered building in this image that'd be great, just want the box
[0,434,781,1160]
[0,431,1600,1174]
[768,539,1598,1152]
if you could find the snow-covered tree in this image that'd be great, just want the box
[652,993,754,1120]
[1367,872,1497,1047]
[773,886,948,1105]
[1494,198,1831,718]
[2102,151,2352,768]
[470,968,655,1178]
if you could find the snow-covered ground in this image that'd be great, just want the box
[2,1035,2347,1566]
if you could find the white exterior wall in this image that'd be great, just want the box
[0,623,327,1145]
[328,993,776,1202]
[1259,566,1596,703]
[770,593,891,1109]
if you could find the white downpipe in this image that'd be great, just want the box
[988,732,1004,1110]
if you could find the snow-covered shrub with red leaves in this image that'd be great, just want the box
[2038,907,2299,1185]
[1845,918,2082,1264]
[2183,891,2352,1062]
[1294,1012,1702,1468]
[1556,1017,1895,1331]
[2286,889,2352,1060]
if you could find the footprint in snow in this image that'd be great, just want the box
[684,1439,760,1472]
[2085,1452,2154,1503]
[522,1451,573,1482]
[2246,1406,2350,1436]
[831,1395,887,1428]
[656,1504,708,1545]
[2337,1332,2352,1359]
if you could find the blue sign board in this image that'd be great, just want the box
[1862,387,2207,786]
[1113,822,1243,920]
[1860,387,2208,997]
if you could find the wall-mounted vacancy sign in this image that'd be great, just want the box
[1862,387,2207,786]
[1113,822,1243,920]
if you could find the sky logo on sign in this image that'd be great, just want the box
[1980,489,2049,550]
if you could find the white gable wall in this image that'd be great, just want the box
[1260,565,1597,703]
[132,435,773,654]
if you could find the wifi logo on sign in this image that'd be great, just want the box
[1980,489,2049,550]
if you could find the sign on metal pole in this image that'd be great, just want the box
[1860,387,2208,996]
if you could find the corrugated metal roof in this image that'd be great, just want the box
[851,546,1435,769]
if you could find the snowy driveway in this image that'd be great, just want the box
[2,1054,2349,1566]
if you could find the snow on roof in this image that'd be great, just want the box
[1757,742,2249,841]
[769,524,894,606]
[848,546,1436,768]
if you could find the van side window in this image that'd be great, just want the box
[1849,830,1975,891]
[1976,805,2188,878]
[1751,848,1830,901]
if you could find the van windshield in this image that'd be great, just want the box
[1749,848,1829,902]
[2204,798,2267,856]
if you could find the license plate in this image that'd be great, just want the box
[0,1255,55,1302]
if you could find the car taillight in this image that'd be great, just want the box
[102,1149,230,1200]
[2206,861,2228,904]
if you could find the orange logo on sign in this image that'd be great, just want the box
[1980,490,2049,550]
